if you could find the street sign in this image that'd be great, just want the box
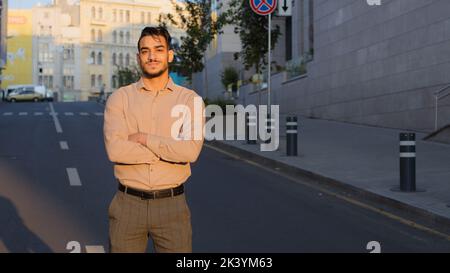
[249,0,277,117]
[277,0,292,16]
[249,0,277,15]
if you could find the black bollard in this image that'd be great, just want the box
[286,116,298,156]
[399,133,416,192]
[246,112,257,145]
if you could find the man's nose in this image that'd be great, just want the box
[147,52,156,61]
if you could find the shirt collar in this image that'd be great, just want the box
[136,77,175,93]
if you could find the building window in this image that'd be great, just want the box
[97,29,103,42]
[119,31,124,44]
[97,75,103,87]
[91,29,95,42]
[113,9,117,22]
[126,32,130,44]
[91,75,96,88]
[119,53,123,67]
[90,51,96,64]
[308,0,314,57]
[286,16,292,61]
[48,26,52,35]
[99,7,103,20]
[147,12,151,24]
[63,44,75,61]
[97,52,103,65]
[91,6,96,19]
[125,53,130,66]
[63,75,74,89]
[112,31,117,43]
[42,75,53,89]
[112,53,116,65]
[126,10,130,23]
[141,12,145,24]
[119,10,123,22]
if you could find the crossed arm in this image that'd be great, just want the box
[104,90,205,165]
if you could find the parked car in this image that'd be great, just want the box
[6,86,44,102]
[4,84,27,100]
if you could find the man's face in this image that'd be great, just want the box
[137,35,174,79]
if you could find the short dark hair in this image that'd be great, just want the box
[137,26,172,51]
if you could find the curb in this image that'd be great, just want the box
[208,140,450,236]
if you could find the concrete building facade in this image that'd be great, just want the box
[197,0,450,133]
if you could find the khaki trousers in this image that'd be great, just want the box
[108,190,192,253]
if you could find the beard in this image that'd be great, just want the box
[140,61,168,79]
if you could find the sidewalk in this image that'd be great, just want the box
[208,116,450,233]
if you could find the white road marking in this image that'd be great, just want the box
[49,102,63,133]
[34,112,43,116]
[3,112,12,116]
[64,112,74,116]
[19,112,28,116]
[66,168,82,186]
[94,112,104,116]
[60,141,69,150]
[79,112,89,116]
[85,245,105,253]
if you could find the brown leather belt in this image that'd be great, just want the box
[118,183,184,200]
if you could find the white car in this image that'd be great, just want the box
[5,84,53,102]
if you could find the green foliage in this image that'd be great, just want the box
[115,65,140,87]
[158,0,229,80]
[225,0,281,74]
[221,67,239,91]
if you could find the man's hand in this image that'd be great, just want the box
[128,132,147,146]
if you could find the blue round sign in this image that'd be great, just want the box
[250,0,277,15]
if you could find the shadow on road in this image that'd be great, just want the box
[0,195,53,253]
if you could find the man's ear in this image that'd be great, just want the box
[168,49,174,63]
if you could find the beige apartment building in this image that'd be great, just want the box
[32,0,183,101]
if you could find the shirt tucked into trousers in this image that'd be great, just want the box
[103,77,204,253]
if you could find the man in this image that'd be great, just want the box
[103,26,204,253]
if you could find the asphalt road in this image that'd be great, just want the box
[0,101,449,253]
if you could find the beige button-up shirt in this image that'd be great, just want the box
[103,77,205,191]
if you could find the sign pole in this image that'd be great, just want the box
[268,12,271,116]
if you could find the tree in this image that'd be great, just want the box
[113,65,140,88]
[226,0,281,77]
[221,66,239,92]
[158,0,229,80]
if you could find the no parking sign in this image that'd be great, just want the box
[249,0,277,113]
[249,0,277,15]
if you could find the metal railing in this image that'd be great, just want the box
[434,83,450,131]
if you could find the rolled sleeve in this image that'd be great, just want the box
[103,89,160,165]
